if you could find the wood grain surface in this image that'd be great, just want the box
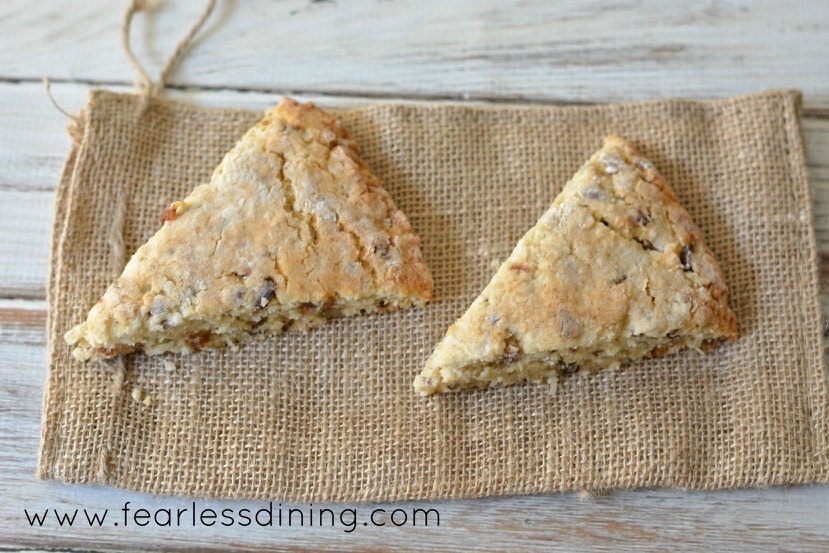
[1,1,828,551]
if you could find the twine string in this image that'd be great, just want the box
[121,0,217,104]
[42,77,81,124]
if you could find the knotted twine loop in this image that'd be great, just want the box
[121,0,217,113]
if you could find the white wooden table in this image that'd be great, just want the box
[2,1,828,550]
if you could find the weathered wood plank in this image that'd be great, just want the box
[0,190,54,299]
[1,0,827,108]
[0,299,46,343]
[5,483,829,552]
[0,82,86,193]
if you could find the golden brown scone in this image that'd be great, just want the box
[415,136,737,395]
[66,98,433,361]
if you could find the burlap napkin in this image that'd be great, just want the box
[39,89,829,501]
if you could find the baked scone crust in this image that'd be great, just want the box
[66,98,433,360]
[415,136,737,395]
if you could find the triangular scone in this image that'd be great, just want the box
[415,136,737,395]
[66,98,433,361]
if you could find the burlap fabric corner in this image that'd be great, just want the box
[40,89,829,501]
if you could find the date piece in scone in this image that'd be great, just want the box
[415,136,736,395]
[66,98,433,361]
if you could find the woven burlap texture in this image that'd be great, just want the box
[40,89,829,501]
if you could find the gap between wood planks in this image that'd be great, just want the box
[4,75,829,116]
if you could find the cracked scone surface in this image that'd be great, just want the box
[415,136,737,395]
[66,98,434,361]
